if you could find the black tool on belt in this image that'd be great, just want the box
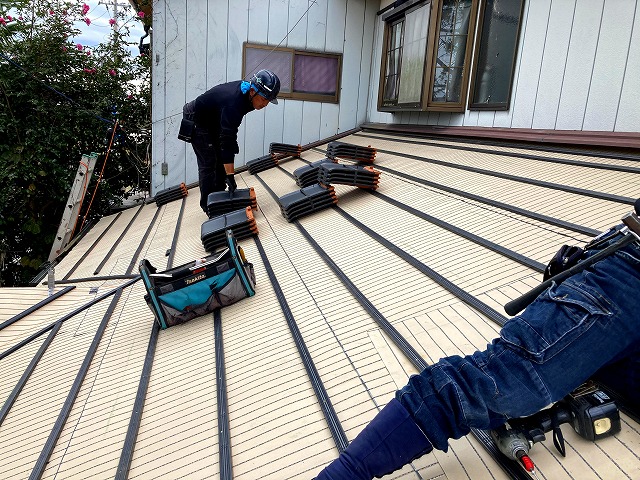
[504,199,640,316]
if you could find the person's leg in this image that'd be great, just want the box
[593,345,640,413]
[317,232,640,479]
[191,128,219,213]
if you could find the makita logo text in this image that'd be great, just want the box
[185,274,206,285]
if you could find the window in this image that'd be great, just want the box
[243,43,342,103]
[468,0,525,110]
[379,0,478,112]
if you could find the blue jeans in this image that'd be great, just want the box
[396,225,640,451]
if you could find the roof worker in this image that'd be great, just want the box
[180,69,280,213]
[315,204,640,480]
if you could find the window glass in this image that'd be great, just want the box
[293,55,338,95]
[243,43,341,102]
[244,47,293,93]
[431,0,472,102]
[382,21,403,102]
[397,5,430,104]
[469,0,524,109]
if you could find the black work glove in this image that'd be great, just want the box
[226,174,237,193]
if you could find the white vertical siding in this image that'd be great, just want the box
[582,0,637,130]
[616,3,640,131]
[152,0,378,196]
[365,0,640,135]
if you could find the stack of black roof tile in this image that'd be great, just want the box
[155,182,188,206]
[292,158,336,187]
[206,187,258,218]
[278,183,338,222]
[247,154,278,174]
[201,207,258,252]
[270,142,301,157]
[327,141,376,164]
[317,163,381,190]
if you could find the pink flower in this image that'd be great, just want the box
[62,46,67,52]
[109,18,116,26]
[82,4,90,16]
[19,16,23,21]
[137,11,145,18]
[49,10,54,15]
[7,15,12,22]
[127,94,133,99]
[109,69,117,76]
[0,18,6,26]
[84,17,91,26]
[86,50,91,55]
[76,43,83,51]
[83,68,96,74]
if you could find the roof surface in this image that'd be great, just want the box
[1,130,639,479]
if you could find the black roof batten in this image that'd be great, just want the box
[214,309,233,480]
[254,236,349,452]
[369,191,547,273]
[54,274,138,284]
[116,200,184,478]
[355,132,640,173]
[309,148,600,237]
[115,322,160,480]
[255,170,532,479]
[30,288,126,480]
[0,322,62,426]
[277,162,547,273]
[63,212,123,281]
[94,204,145,275]
[127,205,163,274]
[372,147,636,205]
[166,196,187,269]
[0,277,140,361]
[0,286,75,331]
[334,207,510,327]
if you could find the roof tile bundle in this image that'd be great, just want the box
[278,183,338,222]
[206,187,258,218]
[327,141,376,164]
[155,182,188,206]
[247,154,278,175]
[317,163,381,190]
[201,207,258,252]
[292,158,336,188]
[270,142,302,157]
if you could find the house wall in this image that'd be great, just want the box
[151,0,378,195]
[367,0,640,134]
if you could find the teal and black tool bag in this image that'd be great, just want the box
[140,230,256,329]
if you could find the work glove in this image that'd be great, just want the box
[226,174,237,193]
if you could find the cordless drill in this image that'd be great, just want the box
[490,382,620,474]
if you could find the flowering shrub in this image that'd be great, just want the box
[0,0,151,286]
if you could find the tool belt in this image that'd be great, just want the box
[178,100,196,142]
[140,230,256,329]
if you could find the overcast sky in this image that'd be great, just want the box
[73,0,146,56]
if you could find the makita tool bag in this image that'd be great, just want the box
[140,230,256,329]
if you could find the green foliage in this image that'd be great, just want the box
[0,0,151,286]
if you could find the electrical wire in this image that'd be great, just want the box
[244,0,318,78]
[78,120,119,234]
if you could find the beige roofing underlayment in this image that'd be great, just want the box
[1,129,639,479]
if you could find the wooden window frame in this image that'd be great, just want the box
[242,43,342,104]
[467,0,525,111]
[377,0,479,113]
